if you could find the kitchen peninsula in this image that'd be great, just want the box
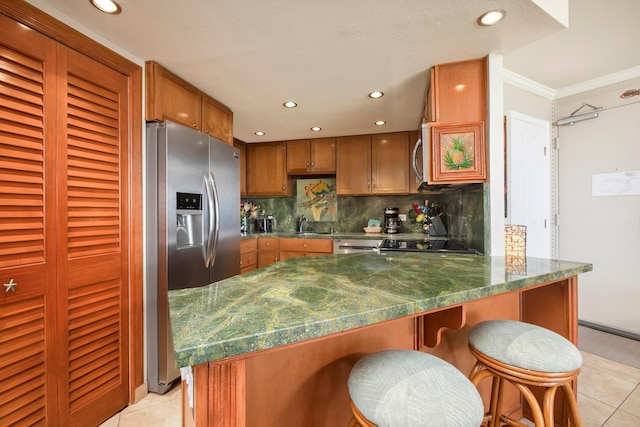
[169,252,591,426]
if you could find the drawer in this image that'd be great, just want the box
[240,252,256,269]
[279,238,332,253]
[258,237,279,250]
[241,237,257,254]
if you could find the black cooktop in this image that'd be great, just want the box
[379,238,476,254]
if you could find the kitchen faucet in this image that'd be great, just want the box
[297,215,308,233]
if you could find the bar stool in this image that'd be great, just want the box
[468,320,583,427]
[347,349,484,427]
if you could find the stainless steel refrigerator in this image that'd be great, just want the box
[145,120,240,394]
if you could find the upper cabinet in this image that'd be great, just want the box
[146,61,233,144]
[337,132,409,195]
[202,94,233,143]
[286,138,336,175]
[425,57,487,125]
[246,141,293,197]
[422,57,488,185]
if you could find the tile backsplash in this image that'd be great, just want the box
[243,181,485,253]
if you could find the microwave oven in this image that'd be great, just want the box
[412,122,461,192]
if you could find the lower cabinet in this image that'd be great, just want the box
[279,238,333,259]
[240,237,257,273]
[257,237,333,267]
[257,238,280,268]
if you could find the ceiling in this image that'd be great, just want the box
[30,0,640,142]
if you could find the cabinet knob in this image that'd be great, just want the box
[193,123,197,128]
[306,161,310,167]
[205,129,210,134]
[4,278,17,293]
[311,161,315,166]
[303,243,308,248]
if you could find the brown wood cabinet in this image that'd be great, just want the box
[257,238,280,268]
[0,7,139,426]
[425,57,487,125]
[240,238,257,273]
[286,138,336,175]
[279,238,333,260]
[202,93,233,143]
[146,61,233,144]
[336,132,410,195]
[246,142,293,197]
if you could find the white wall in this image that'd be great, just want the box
[556,78,640,336]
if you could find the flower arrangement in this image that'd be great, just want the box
[410,203,431,232]
[409,201,443,232]
[241,200,263,219]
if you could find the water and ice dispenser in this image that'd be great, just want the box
[176,192,203,248]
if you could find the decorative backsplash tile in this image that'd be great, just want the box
[245,179,485,252]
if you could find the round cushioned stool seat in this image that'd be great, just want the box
[347,349,484,427]
[468,320,582,372]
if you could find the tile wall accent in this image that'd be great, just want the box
[245,180,485,253]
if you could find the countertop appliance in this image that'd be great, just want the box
[379,238,476,254]
[383,207,401,233]
[146,120,240,394]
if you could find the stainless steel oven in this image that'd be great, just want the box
[333,239,382,254]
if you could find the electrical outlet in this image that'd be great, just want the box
[398,214,407,221]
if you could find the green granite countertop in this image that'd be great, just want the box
[168,253,592,368]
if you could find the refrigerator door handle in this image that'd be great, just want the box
[204,175,215,267]
[209,172,221,268]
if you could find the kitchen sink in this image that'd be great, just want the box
[296,232,332,235]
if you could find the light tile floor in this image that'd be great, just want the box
[100,345,640,426]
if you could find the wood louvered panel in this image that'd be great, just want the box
[0,297,47,426]
[0,43,46,269]
[65,73,121,259]
[59,47,129,427]
[67,278,122,411]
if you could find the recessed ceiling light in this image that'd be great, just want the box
[369,91,384,99]
[375,121,386,126]
[478,9,506,26]
[310,127,321,132]
[90,0,121,14]
[255,131,265,136]
[283,101,297,108]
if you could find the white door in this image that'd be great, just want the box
[558,103,640,335]
[508,111,552,258]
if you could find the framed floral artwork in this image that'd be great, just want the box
[430,122,486,183]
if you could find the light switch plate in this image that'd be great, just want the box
[398,214,407,221]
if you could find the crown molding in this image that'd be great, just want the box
[554,66,640,99]
[504,66,640,100]
[502,69,556,100]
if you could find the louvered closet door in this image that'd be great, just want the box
[0,15,58,426]
[56,47,129,427]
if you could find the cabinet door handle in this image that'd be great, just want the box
[4,278,17,293]
[372,179,376,190]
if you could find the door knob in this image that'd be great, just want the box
[4,278,17,293]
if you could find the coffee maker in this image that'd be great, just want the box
[383,207,401,234]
